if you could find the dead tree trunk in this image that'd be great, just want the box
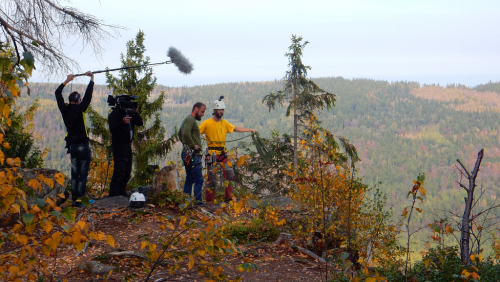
[456,149,484,264]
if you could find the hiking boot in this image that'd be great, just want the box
[72,202,84,208]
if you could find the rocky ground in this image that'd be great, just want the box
[48,196,327,281]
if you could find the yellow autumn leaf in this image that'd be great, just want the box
[3,142,11,149]
[141,241,148,250]
[17,235,28,245]
[6,157,14,167]
[188,259,195,270]
[2,104,10,118]
[106,235,115,247]
[1,185,13,197]
[72,232,82,244]
[365,278,377,282]
[8,266,19,275]
[197,250,205,257]
[76,221,86,230]
[42,221,53,233]
[226,160,232,167]
[237,156,246,167]
[236,264,244,272]
[55,173,65,186]
[179,216,187,227]
[88,232,98,240]
[8,84,18,97]
[0,133,3,143]
[43,245,51,257]
[41,177,54,189]
[149,244,157,251]
[419,186,427,196]
[10,203,20,213]
[166,222,175,230]
[478,253,484,261]
[28,179,41,191]
[232,201,242,214]
[76,242,86,252]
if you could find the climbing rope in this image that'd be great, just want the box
[201,132,254,144]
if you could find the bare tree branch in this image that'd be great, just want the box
[0,0,124,74]
[455,181,469,192]
[472,203,500,221]
[456,159,471,179]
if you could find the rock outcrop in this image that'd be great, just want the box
[151,165,179,196]
[13,168,69,208]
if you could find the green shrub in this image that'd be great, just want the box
[224,217,280,244]
[150,188,189,207]
[349,246,499,282]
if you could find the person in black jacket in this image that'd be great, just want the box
[55,72,95,207]
[108,97,144,197]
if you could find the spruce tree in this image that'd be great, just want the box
[263,35,337,168]
[89,30,176,184]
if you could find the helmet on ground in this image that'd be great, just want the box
[213,95,226,110]
[129,191,146,208]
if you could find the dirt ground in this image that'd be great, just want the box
[38,203,327,281]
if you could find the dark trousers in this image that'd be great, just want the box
[109,144,132,197]
[182,152,203,205]
[70,143,91,202]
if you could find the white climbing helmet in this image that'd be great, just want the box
[129,191,146,208]
[213,96,226,110]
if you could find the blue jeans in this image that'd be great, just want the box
[182,152,203,205]
[70,143,91,202]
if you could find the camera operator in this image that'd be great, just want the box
[55,71,95,207]
[108,95,143,197]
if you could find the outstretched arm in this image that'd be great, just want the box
[234,126,257,133]
[55,74,74,111]
[80,71,94,111]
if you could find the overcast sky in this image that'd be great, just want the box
[31,0,500,87]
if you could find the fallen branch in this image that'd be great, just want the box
[244,237,268,247]
[296,246,326,264]
[108,251,148,260]
[272,233,326,264]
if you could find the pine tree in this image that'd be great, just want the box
[263,35,337,169]
[89,30,176,184]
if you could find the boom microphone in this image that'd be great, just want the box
[167,47,193,74]
[74,46,193,76]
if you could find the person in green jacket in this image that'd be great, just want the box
[179,102,206,205]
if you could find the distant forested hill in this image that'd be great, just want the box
[19,78,500,248]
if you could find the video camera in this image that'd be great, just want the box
[107,94,138,110]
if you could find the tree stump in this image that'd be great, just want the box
[151,165,179,195]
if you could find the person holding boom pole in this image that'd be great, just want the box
[54,71,95,207]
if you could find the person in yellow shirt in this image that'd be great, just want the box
[199,97,257,202]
